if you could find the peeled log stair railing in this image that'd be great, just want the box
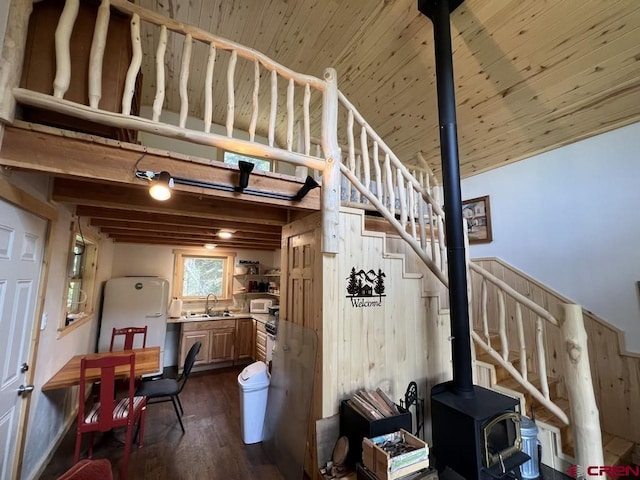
[336,91,448,288]
[8,0,604,471]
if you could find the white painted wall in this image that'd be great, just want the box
[2,171,115,480]
[461,122,640,352]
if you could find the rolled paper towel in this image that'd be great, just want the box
[168,298,183,318]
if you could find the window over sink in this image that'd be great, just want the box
[173,249,236,306]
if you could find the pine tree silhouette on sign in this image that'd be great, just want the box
[374,269,386,299]
[347,267,359,296]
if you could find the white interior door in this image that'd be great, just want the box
[0,199,47,479]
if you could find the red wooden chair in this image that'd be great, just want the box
[74,353,147,480]
[109,326,147,351]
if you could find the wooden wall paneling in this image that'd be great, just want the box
[322,209,438,434]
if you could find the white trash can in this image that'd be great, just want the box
[237,361,271,444]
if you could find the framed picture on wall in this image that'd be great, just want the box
[462,195,493,244]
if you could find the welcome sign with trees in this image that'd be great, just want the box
[346,267,386,307]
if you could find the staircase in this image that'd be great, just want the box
[475,337,635,471]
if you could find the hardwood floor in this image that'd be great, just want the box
[39,366,285,479]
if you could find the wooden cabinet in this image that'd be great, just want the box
[210,324,235,363]
[254,320,267,363]
[179,318,269,368]
[235,318,254,360]
[180,320,236,368]
[180,329,210,367]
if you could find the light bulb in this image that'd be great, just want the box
[149,171,172,201]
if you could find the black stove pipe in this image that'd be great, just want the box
[418,0,473,395]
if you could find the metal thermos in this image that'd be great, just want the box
[520,416,540,479]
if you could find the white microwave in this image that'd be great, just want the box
[250,298,274,313]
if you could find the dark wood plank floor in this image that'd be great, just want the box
[39,366,285,480]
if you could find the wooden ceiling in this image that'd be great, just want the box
[132,0,640,179]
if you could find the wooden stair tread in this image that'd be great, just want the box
[530,399,570,429]
[603,435,635,465]
[497,374,560,398]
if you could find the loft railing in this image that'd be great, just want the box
[8,0,602,465]
[13,0,328,171]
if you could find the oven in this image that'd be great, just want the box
[265,306,279,363]
[265,330,276,363]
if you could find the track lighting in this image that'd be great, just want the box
[292,176,320,201]
[148,171,173,201]
[135,168,319,202]
[236,161,254,192]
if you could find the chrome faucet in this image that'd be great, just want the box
[205,293,218,315]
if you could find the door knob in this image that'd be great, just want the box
[18,384,35,396]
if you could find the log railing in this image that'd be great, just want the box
[336,91,448,287]
[13,0,328,171]
[469,259,604,467]
[469,262,570,424]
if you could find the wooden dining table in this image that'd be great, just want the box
[41,346,161,391]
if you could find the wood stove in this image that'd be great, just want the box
[431,383,529,480]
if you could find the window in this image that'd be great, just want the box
[62,222,99,331]
[173,250,235,303]
[224,151,272,172]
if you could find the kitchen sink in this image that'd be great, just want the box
[183,312,235,320]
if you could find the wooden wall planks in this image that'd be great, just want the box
[321,208,453,444]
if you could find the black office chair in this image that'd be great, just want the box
[135,341,202,433]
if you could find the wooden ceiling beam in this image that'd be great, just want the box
[106,233,281,247]
[91,220,281,239]
[53,178,290,226]
[99,227,280,242]
[110,237,280,250]
[80,207,284,234]
[0,125,320,211]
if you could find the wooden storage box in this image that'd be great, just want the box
[362,429,429,480]
[340,399,412,467]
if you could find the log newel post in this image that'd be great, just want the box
[559,303,603,478]
[321,67,340,254]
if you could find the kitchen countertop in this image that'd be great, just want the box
[167,313,271,324]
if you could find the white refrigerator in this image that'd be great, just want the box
[98,277,169,376]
